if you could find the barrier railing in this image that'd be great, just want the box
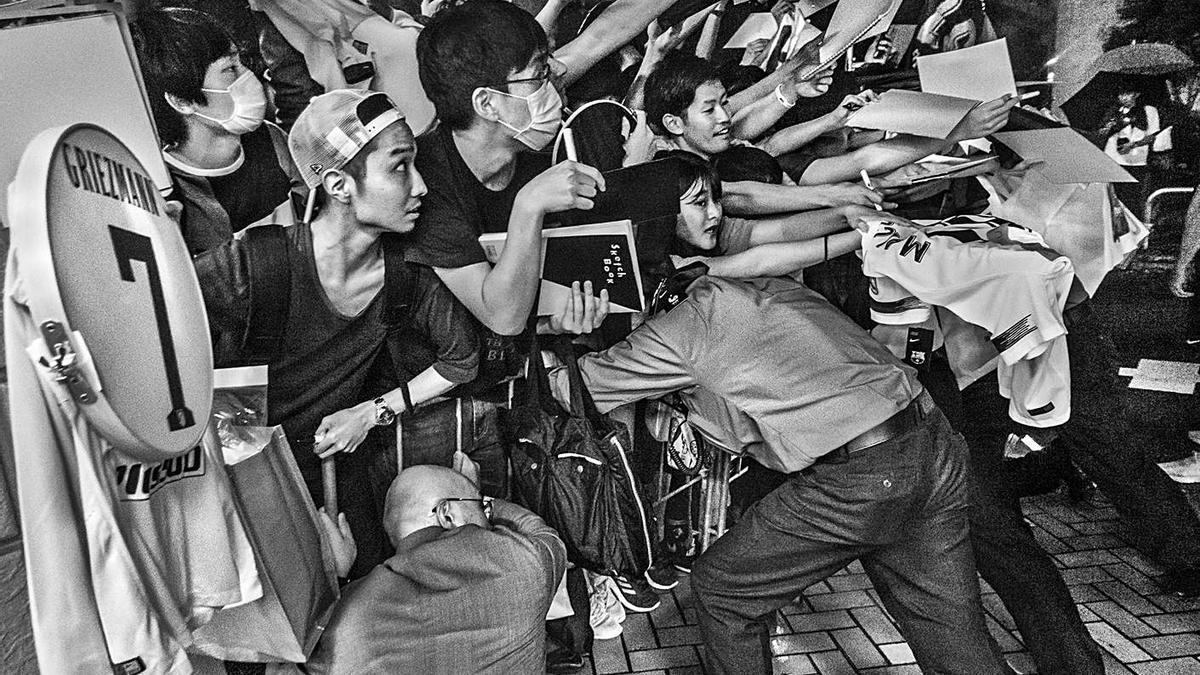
[1145,187,1197,227]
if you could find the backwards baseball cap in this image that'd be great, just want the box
[288,89,406,190]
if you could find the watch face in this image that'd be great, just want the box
[375,400,396,426]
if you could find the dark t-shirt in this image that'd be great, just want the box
[405,125,550,268]
[208,124,293,231]
[267,224,478,482]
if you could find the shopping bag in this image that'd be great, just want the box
[501,338,653,577]
[191,427,339,662]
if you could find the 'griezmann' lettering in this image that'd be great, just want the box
[60,143,160,216]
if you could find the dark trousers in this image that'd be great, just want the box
[1061,307,1200,572]
[691,405,1006,675]
[942,364,1103,675]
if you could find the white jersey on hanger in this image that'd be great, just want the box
[8,259,260,673]
[860,215,1076,427]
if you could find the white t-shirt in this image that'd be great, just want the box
[1103,104,1172,167]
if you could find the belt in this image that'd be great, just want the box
[816,390,935,466]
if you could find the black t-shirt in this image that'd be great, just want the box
[266,224,479,484]
[208,124,293,231]
[405,125,551,268]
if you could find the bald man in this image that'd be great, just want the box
[308,466,567,674]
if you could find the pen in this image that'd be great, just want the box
[860,169,883,211]
[1018,90,1040,101]
[562,128,579,162]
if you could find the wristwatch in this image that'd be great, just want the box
[373,396,397,426]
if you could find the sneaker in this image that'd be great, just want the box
[645,565,679,591]
[607,573,661,612]
[1159,568,1200,598]
[587,572,625,640]
[1157,452,1200,484]
[545,647,584,674]
[662,521,698,574]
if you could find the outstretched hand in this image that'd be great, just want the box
[314,403,374,459]
[317,508,357,578]
[517,161,607,216]
[544,280,611,335]
[950,94,1018,142]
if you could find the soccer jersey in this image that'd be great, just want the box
[860,215,1075,426]
[8,268,260,672]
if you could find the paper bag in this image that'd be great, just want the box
[191,428,339,662]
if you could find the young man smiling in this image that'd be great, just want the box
[645,54,1015,217]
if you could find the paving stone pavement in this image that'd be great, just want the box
[567,488,1200,675]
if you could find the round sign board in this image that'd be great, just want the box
[8,123,212,460]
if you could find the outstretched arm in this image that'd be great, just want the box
[684,231,862,278]
[798,95,1017,185]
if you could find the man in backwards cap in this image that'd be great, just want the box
[197,90,479,577]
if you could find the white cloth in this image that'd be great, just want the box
[1103,104,1171,167]
[6,253,190,674]
[252,0,435,135]
[7,248,261,670]
[979,164,1148,296]
[860,216,1075,426]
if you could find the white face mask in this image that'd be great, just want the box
[197,69,267,135]
[483,79,563,151]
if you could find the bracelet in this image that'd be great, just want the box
[400,382,415,414]
[774,83,797,109]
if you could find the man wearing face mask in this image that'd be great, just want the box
[410,0,609,340]
[132,6,305,255]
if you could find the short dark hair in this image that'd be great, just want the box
[644,53,721,136]
[416,0,549,131]
[713,146,783,185]
[655,149,722,201]
[131,6,236,148]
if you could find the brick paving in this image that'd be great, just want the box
[569,487,1200,674]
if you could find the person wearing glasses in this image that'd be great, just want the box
[308,465,566,674]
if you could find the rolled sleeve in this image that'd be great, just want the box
[565,305,704,413]
[411,266,480,383]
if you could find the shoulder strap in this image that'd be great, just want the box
[381,233,418,326]
[240,224,292,364]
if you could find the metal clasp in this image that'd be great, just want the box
[38,320,97,405]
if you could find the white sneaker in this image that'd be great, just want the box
[1158,452,1200,484]
[586,571,625,640]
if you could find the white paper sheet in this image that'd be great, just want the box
[847,89,977,138]
[818,0,899,66]
[918,38,1018,102]
[1119,360,1200,394]
[992,128,1137,184]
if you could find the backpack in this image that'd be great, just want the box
[192,224,418,368]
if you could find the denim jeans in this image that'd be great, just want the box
[368,385,514,509]
[691,404,1007,675]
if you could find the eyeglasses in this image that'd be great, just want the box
[432,497,493,519]
[501,73,551,87]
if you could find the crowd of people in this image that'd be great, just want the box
[119,0,1200,673]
